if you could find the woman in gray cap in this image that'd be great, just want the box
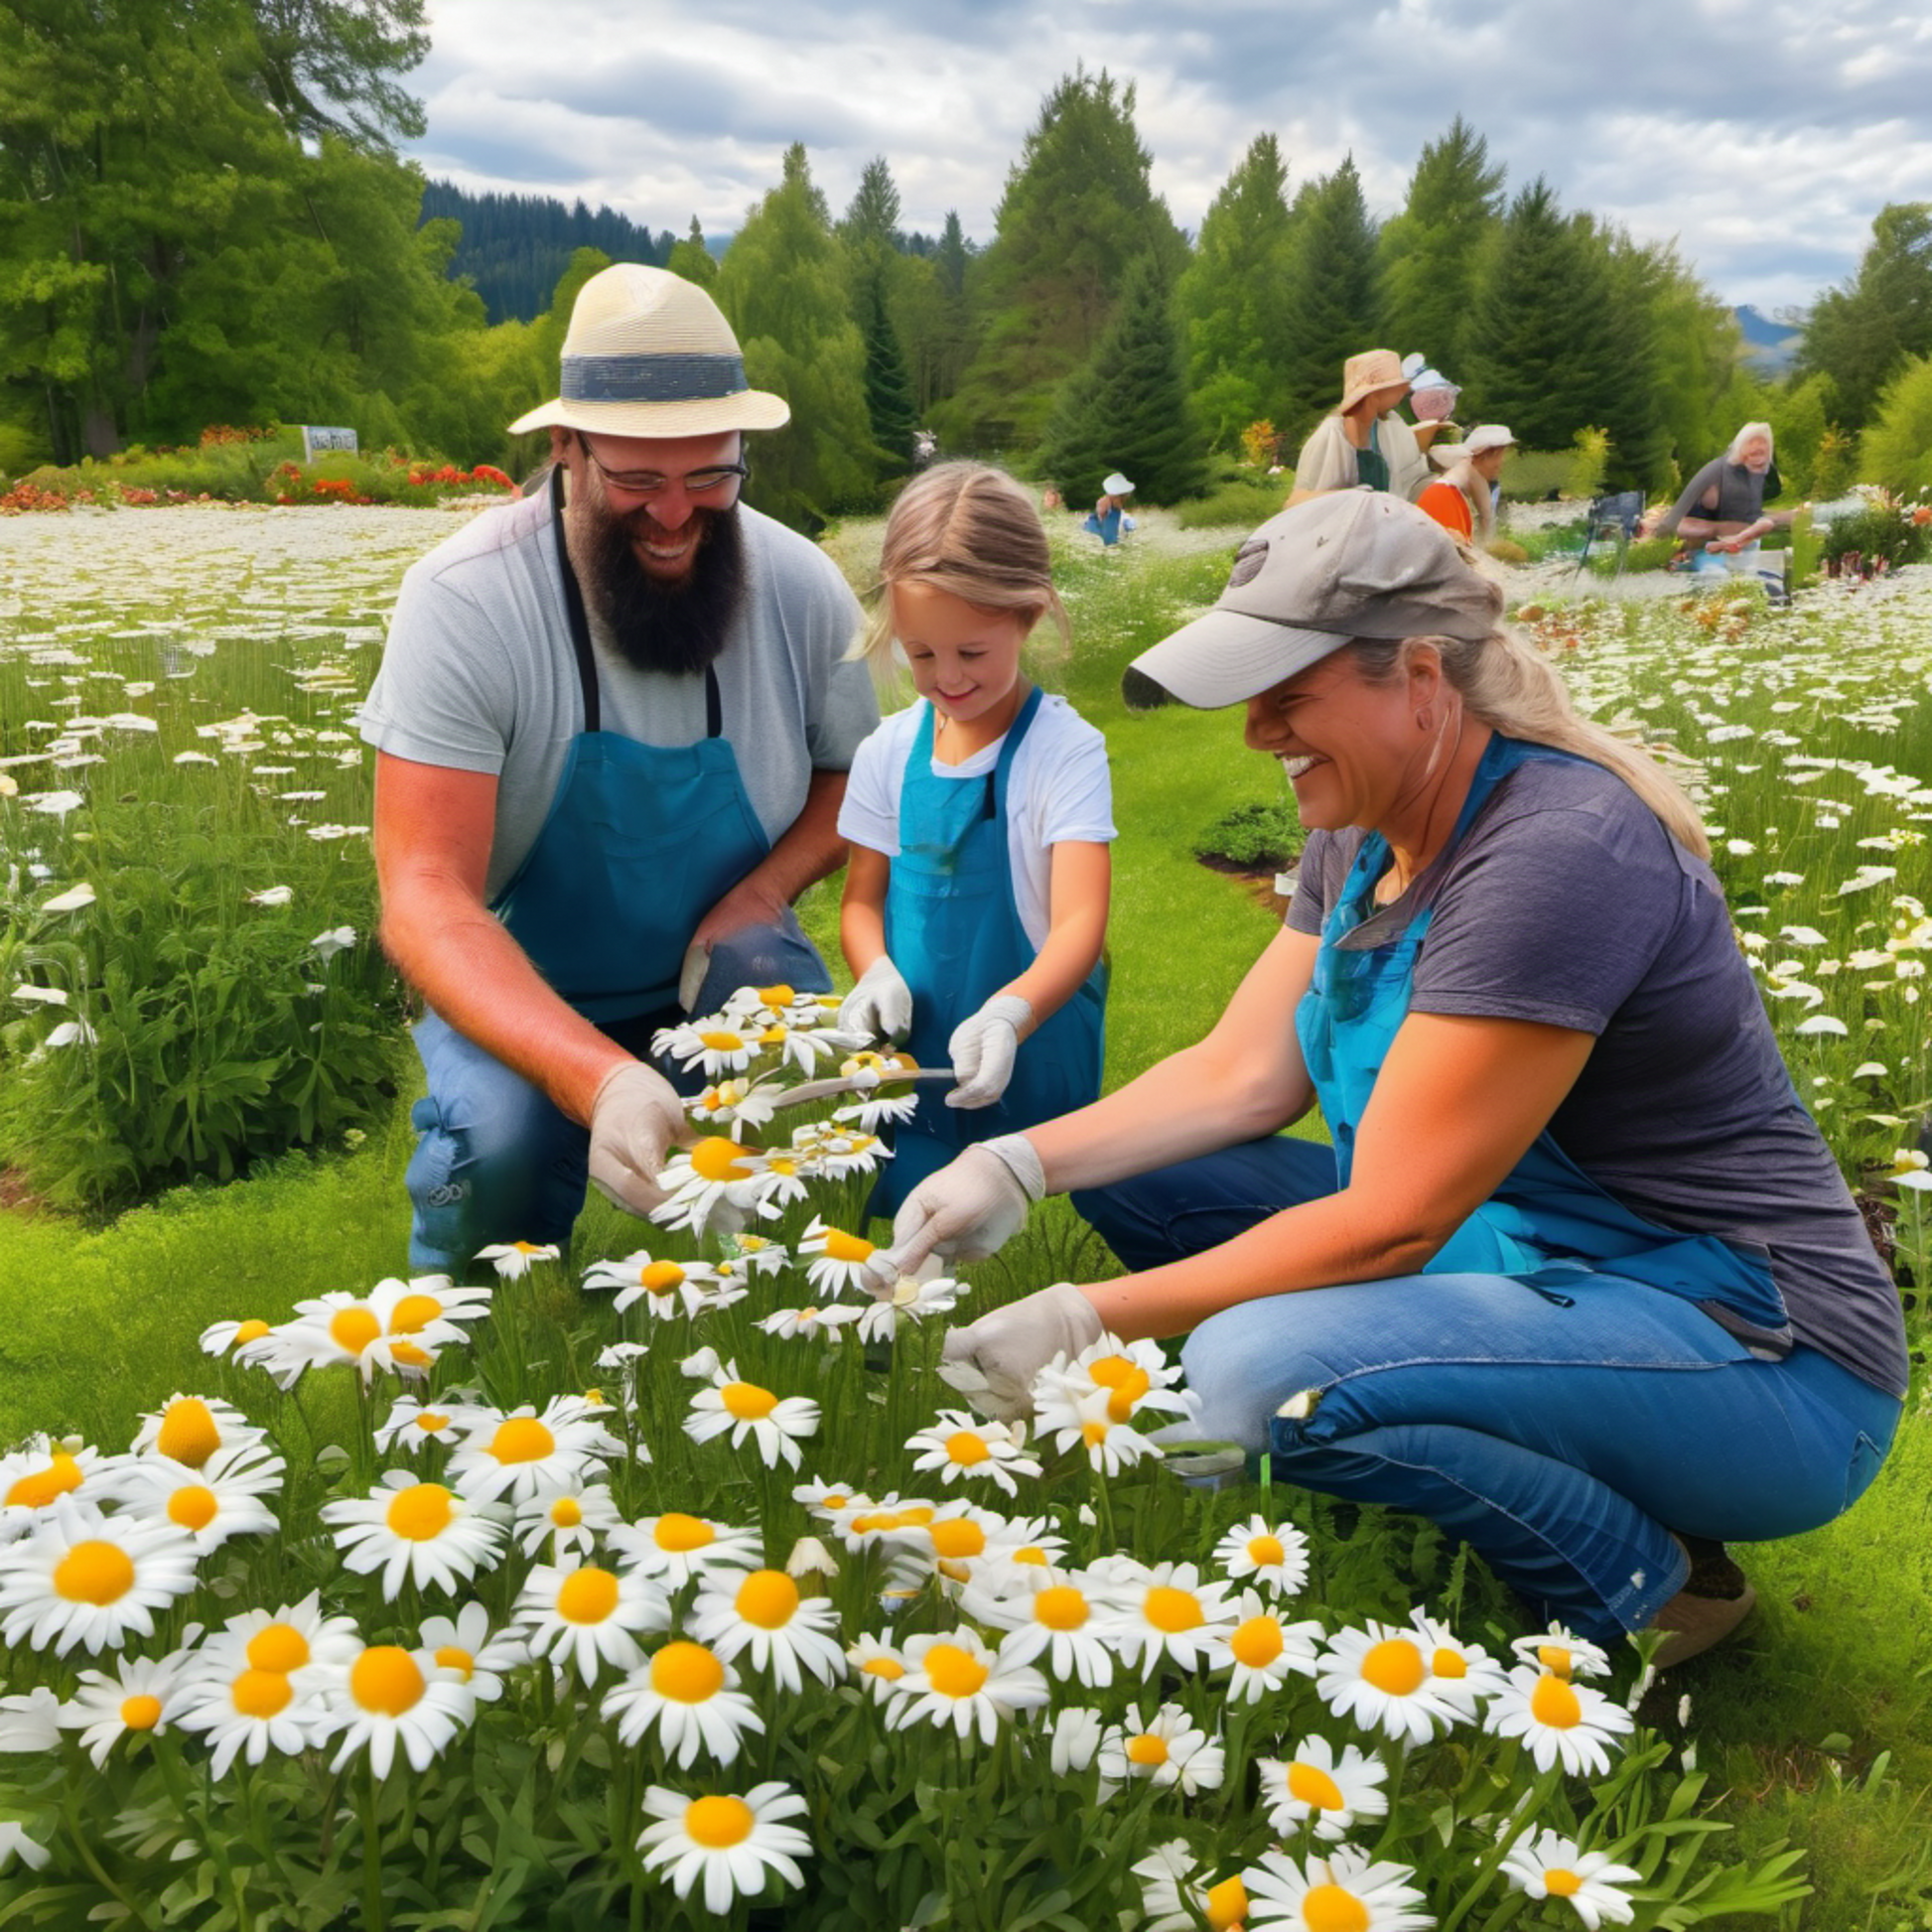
[874,490,1904,1665]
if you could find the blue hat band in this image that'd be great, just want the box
[560,351,749,404]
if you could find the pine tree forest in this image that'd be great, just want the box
[6,12,1932,529]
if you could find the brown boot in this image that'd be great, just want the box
[1647,1537,1755,1669]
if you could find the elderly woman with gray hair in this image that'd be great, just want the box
[1641,422,1795,571]
[870,491,1904,1667]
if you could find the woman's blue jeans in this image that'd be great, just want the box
[1073,1138,1900,1642]
[404,915,829,1275]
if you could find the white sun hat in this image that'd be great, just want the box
[1102,472,1135,496]
[507,263,790,439]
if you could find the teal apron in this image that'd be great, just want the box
[873,687,1107,1215]
[489,469,770,1023]
[1295,733,1791,1340]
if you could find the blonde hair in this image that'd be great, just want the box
[1726,421,1775,464]
[852,462,1069,681]
[1346,630,1711,858]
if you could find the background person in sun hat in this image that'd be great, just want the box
[360,262,879,1273]
[1082,471,1137,546]
[1400,352,1462,457]
[1416,424,1517,545]
[1287,349,1431,507]
[874,489,1905,1666]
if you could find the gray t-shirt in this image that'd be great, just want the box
[1287,751,1907,1397]
[358,489,879,900]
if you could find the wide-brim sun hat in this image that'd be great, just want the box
[507,263,791,439]
[1463,424,1518,456]
[1102,472,1135,496]
[1126,490,1504,710]
[1338,347,1410,411]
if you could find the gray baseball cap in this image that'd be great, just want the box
[1127,489,1504,709]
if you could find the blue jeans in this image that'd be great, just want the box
[405,914,829,1274]
[1074,1139,1900,1640]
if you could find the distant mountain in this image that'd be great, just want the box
[1734,304,1804,372]
[420,182,679,324]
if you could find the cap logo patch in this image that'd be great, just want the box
[1227,540,1269,590]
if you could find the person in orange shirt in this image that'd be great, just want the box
[1418,425,1517,545]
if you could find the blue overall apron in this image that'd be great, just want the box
[1295,732,1791,1340]
[490,467,770,1022]
[872,688,1107,1216]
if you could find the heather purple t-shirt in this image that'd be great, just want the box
[1287,748,1907,1398]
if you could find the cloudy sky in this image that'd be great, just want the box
[407,0,1932,316]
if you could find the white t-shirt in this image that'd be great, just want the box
[837,694,1116,950]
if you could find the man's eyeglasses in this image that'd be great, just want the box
[578,440,751,499]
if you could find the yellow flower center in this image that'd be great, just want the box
[1288,1760,1346,1811]
[156,1397,222,1468]
[435,1645,475,1680]
[690,1136,758,1180]
[232,1668,293,1719]
[1231,1614,1284,1669]
[1433,1647,1467,1679]
[1035,1586,1089,1631]
[54,1540,135,1605]
[6,1452,84,1511]
[1361,1637,1427,1697]
[387,1293,445,1334]
[639,1260,686,1290]
[929,1520,987,1560]
[756,984,795,1007]
[721,1381,778,1420]
[653,1512,716,1553]
[1084,1352,1154,1422]
[119,1694,163,1730]
[168,1485,219,1532]
[350,1646,426,1717]
[922,1642,989,1701]
[1246,1533,1286,1568]
[822,1228,874,1264]
[557,1568,620,1624]
[1531,1672,1584,1728]
[231,1319,271,1348]
[1013,1545,1048,1566]
[414,1411,452,1435]
[736,1570,799,1629]
[861,1654,904,1680]
[390,1340,434,1369]
[1126,1732,1170,1767]
[684,1794,757,1850]
[1144,1586,1204,1634]
[897,1506,935,1526]
[1081,1420,1109,1449]
[1545,1868,1585,1898]
[550,1497,584,1528]
[650,1641,727,1704]
[697,1030,746,1052]
[386,1483,455,1540]
[848,1511,898,1537]
[944,1431,991,1466]
[328,1309,380,1358]
[1206,1874,1249,1931]
[1303,1882,1370,1932]
[489,1417,556,1463]
[1538,1643,1576,1677]
[246,1623,309,1672]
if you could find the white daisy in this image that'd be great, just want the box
[1134,1841,1251,1932]
[1101,1559,1239,1679]
[417,1602,526,1703]
[790,1477,873,1529]
[846,1632,908,1702]
[796,1217,883,1298]
[831,1085,920,1132]
[0,1688,63,1752]
[686,1075,782,1140]
[723,1232,789,1277]
[964,1569,1124,1689]
[609,1511,763,1587]
[1510,1623,1615,1682]
[889,1502,1040,1594]
[514,1561,671,1687]
[373,1394,480,1455]
[756,1303,863,1343]
[444,1397,621,1503]
[686,1568,846,1695]
[787,1120,888,1179]
[884,1629,1050,1744]
[830,1497,939,1556]
[59,1653,188,1767]
[1214,1512,1312,1596]
[473,1240,561,1279]
[102,1441,285,1554]
[1049,1335,1196,1428]
[1049,1703,1104,1775]
[582,1249,719,1318]
[1484,1664,1635,1776]
[0,1437,106,1537]
[320,1642,476,1777]
[1035,1387,1162,1476]
[1500,1829,1644,1929]
[1097,1702,1225,1795]
[1255,1732,1391,1842]
[855,1273,965,1344]
[1241,1845,1432,1932]
[1315,1619,1473,1745]
[320,1471,509,1598]
[0,1497,199,1656]
[197,1316,274,1360]
[129,1393,264,1470]
[651,1018,760,1077]
[1406,1607,1510,1712]
[192,1592,361,1684]
[603,1639,765,1766]
[511,1479,623,1562]
[650,1137,780,1236]
[167,1653,335,1779]
[684,1364,819,1471]
[636,1780,812,1915]
[1209,1587,1324,1703]
[905,1410,1042,1498]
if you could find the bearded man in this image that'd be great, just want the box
[360,265,878,1271]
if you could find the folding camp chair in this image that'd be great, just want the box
[1571,489,1645,585]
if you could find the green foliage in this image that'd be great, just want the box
[1860,354,1932,495]
[1816,495,1932,569]
[1497,429,1608,503]
[1173,475,1290,530]
[1764,370,1836,497]
[715,145,881,532]
[1800,201,1932,430]
[1193,798,1306,869]
[666,215,719,288]
[1377,116,1505,380]
[1277,157,1383,441]
[1035,252,1208,507]
[843,163,921,474]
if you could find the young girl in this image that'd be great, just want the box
[837,462,1114,1217]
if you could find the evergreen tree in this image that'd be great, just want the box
[1633,239,1743,485]
[1799,202,1932,429]
[1036,251,1208,507]
[839,157,903,252]
[1466,178,1618,451]
[1175,134,1296,451]
[1595,231,1673,490]
[667,216,718,288]
[247,0,428,151]
[855,261,918,473]
[713,144,879,531]
[941,69,1184,450]
[1277,156,1383,440]
[1377,116,1504,380]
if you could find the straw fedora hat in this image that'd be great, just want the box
[507,263,790,439]
[1337,347,1410,412]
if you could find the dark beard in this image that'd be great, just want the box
[574,495,747,676]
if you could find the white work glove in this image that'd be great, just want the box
[867,1135,1045,1284]
[587,1061,686,1218]
[939,1283,1102,1422]
[945,994,1034,1110]
[838,954,913,1040]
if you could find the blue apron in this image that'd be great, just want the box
[873,687,1107,1214]
[1294,733,1791,1340]
[1084,505,1124,545]
[489,469,770,1023]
